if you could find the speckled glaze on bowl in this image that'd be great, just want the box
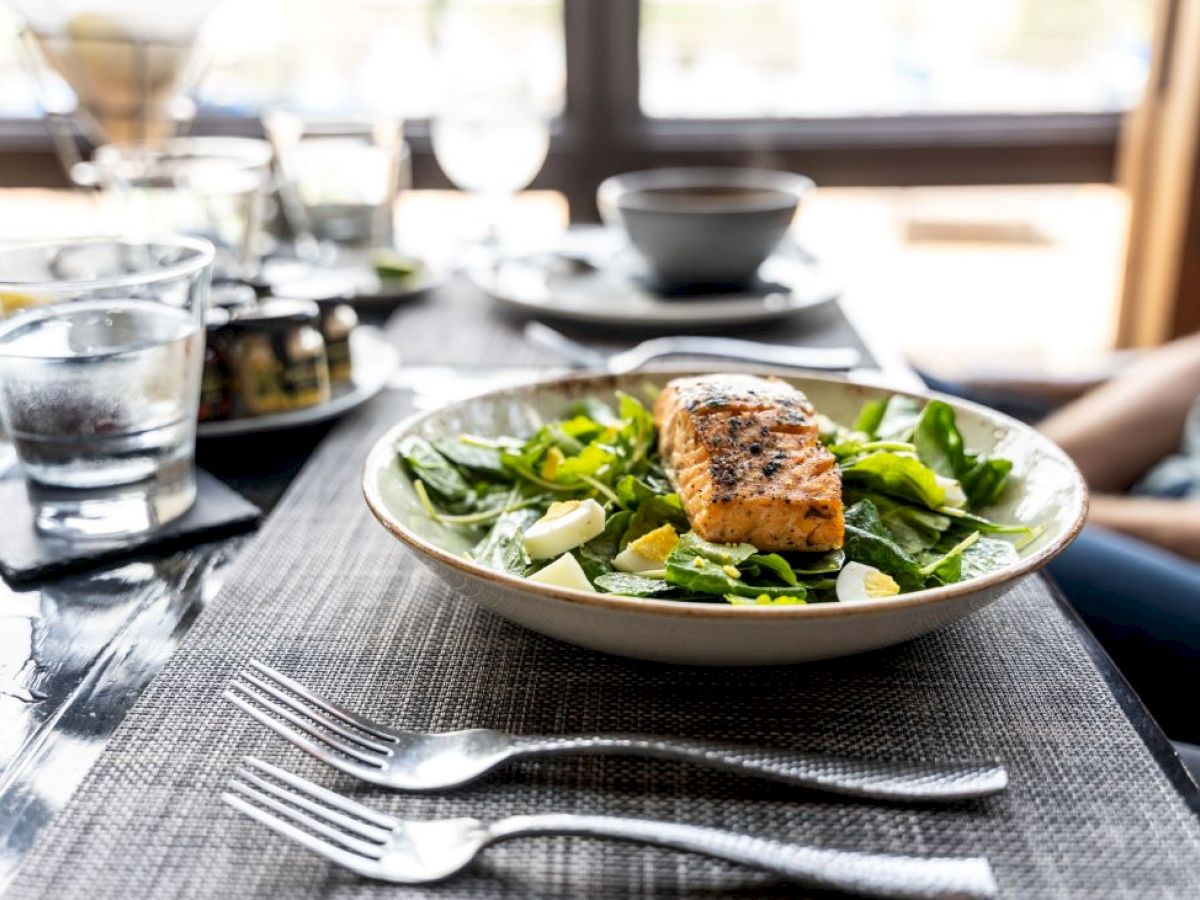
[363,371,1088,665]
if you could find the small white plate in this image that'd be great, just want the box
[197,327,399,439]
[262,255,447,306]
[469,250,840,329]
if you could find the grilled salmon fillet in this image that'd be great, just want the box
[653,374,844,551]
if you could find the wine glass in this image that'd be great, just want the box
[431,95,550,256]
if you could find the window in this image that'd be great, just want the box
[640,0,1152,118]
[0,0,1158,216]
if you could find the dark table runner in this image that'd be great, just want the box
[11,378,1200,899]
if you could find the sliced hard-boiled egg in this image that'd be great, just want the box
[526,553,595,592]
[522,498,606,560]
[613,524,680,573]
[836,561,901,602]
[936,474,967,508]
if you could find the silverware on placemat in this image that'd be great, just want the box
[225,660,1007,801]
[222,756,998,898]
[524,321,862,373]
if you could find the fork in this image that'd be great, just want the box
[524,320,862,373]
[223,756,997,898]
[225,661,1008,801]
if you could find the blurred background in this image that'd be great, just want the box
[0,0,1195,385]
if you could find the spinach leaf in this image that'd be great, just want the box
[472,508,540,575]
[571,548,611,583]
[960,457,1013,508]
[398,436,472,503]
[912,400,966,478]
[743,553,798,586]
[876,396,924,441]
[912,400,1012,507]
[671,532,758,566]
[594,572,676,597]
[664,532,805,599]
[585,510,632,559]
[433,437,506,477]
[959,536,1020,580]
[576,510,632,578]
[841,451,946,510]
[848,491,952,554]
[665,559,808,600]
[842,500,924,591]
[785,548,846,574]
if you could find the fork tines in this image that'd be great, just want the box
[222,756,393,875]
[224,661,396,777]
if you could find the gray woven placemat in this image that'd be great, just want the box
[11,386,1200,899]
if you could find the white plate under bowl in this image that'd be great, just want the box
[469,252,839,329]
[363,370,1088,665]
[198,327,399,439]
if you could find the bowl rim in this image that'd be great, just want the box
[363,370,1089,620]
[597,167,814,214]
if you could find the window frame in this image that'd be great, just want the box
[0,0,1126,217]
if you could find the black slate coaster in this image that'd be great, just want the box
[0,470,262,585]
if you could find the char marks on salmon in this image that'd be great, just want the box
[653,374,844,552]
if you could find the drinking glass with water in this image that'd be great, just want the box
[0,237,214,539]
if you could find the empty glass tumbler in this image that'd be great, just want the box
[0,236,214,539]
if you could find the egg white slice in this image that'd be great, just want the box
[522,498,606,560]
[836,561,901,602]
[526,553,595,592]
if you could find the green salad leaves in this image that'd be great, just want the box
[399,390,1033,605]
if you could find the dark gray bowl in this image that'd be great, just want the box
[597,167,813,290]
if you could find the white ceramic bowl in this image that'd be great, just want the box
[363,371,1087,665]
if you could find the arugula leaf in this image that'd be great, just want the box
[433,437,506,477]
[594,572,675,597]
[398,436,472,503]
[841,451,946,510]
[842,500,924,591]
[617,391,656,469]
[917,531,980,582]
[555,443,616,482]
[623,494,688,546]
[472,508,540,575]
[937,506,1032,536]
[853,398,889,438]
[569,397,619,427]
[615,474,656,508]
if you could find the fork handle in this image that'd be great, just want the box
[485,813,996,899]
[636,336,861,371]
[505,736,1007,802]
